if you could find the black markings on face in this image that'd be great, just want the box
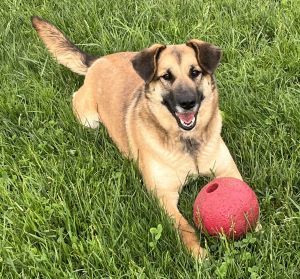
[171,49,182,65]
[210,74,216,91]
[162,92,176,114]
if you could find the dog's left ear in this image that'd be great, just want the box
[131,44,166,84]
[186,39,222,74]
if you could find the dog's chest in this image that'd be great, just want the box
[180,136,200,156]
[151,137,200,176]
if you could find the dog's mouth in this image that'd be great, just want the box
[175,111,197,130]
[162,93,202,131]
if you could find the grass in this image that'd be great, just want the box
[0,0,299,277]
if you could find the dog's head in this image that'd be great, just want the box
[131,40,221,131]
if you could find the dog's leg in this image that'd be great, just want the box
[198,137,242,180]
[72,87,100,129]
[214,140,264,232]
[141,158,206,259]
[214,139,242,179]
[157,190,207,259]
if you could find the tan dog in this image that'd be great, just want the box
[32,16,242,259]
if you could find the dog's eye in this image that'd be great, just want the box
[161,72,173,81]
[190,69,201,79]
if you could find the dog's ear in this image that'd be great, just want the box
[186,39,222,74]
[131,44,166,84]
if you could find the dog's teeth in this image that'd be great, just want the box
[180,117,195,127]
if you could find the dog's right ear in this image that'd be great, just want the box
[186,39,222,74]
[131,44,166,84]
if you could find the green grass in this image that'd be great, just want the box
[1,0,299,277]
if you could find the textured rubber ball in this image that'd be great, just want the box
[193,177,260,239]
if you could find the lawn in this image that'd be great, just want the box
[0,0,299,278]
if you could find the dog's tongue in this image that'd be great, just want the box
[176,112,195,123]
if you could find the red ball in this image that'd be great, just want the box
[193,177,259,239]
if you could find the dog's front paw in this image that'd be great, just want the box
[255,221,263,232]
[189,244,207,261]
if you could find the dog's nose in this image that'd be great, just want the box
[178,98,196,110]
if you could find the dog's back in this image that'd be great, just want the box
[32,16,144,153]
[73,52,144,153]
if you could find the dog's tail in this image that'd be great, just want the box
[31,16,97,75]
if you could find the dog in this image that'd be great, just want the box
[31,16,242,259]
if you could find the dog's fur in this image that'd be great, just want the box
[32,16,242,258]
